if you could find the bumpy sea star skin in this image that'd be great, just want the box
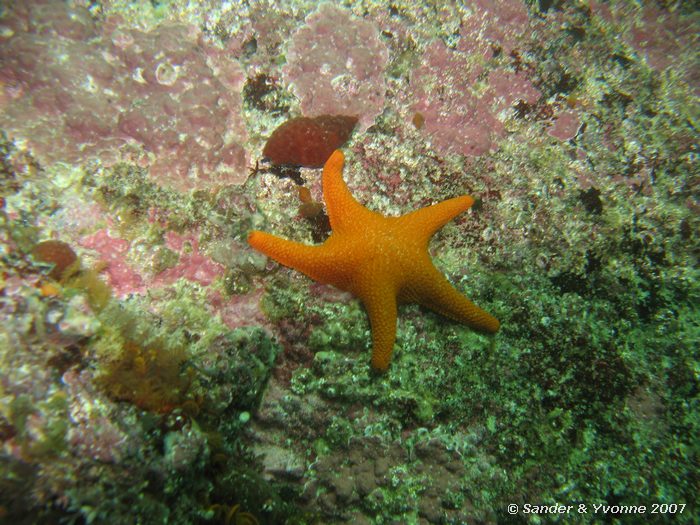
[248,150,499,371]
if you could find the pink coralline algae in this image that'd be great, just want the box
[548,109,581,142]
[411,39,540,157]
[79,228,224,298]
[625,7,699,93]
[282,4,389,131]
[459,0,532,58]
[0,1,248,191]
[591,2,699,93]
[79,229,145,297]
[152,231,224,287]
[409,0,540,157]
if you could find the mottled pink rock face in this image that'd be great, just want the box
[78,228,226,298]
[410,41,488,157]
[625,6,698,74]
[548,110,581,141]
[282,4,389,131]
[411,44,540,157]
[590,2,698,94]
[408,0,540,158]
[462,0,531,55]
[0,1,248,191]
[79,229,145,297]
[153,231,224,287]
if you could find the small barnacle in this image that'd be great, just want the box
[132,66,146,84]
[154,60,179,86]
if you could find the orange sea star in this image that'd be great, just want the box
[248,150,500,371]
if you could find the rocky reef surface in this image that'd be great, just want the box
[0,1,697,523]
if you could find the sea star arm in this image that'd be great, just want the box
[410,263,500,333]
[248,231,341,285]
[322,150,377,234]
[399,195,475,247]
[358,282,399,371]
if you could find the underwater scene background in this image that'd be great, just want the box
[0,0,697,523]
